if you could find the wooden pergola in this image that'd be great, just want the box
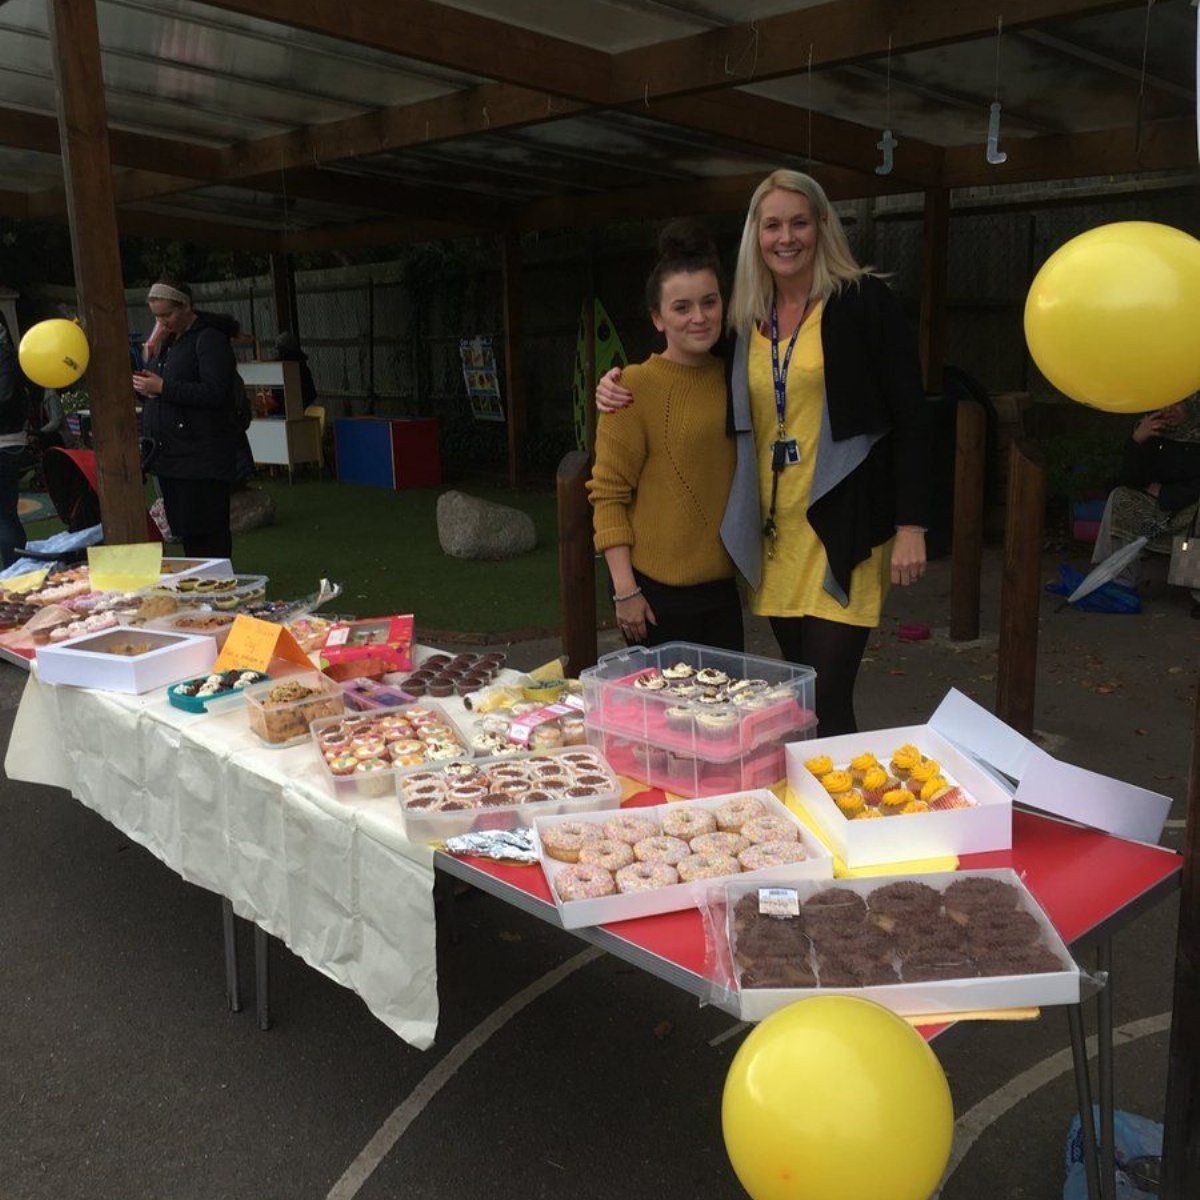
[1,2,1198,1191]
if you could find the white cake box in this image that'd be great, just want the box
[718,868,1085,1022]
[36,626,217,695]
[785,689,1172,869]
[534,789,834,930]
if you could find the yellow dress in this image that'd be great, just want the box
[748,306,892,625]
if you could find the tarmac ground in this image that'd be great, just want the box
[1,541,1195,1200]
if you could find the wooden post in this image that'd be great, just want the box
[47,0,145,545]
[501,231,526,489]
[950,400,987,641]
[995,439,1045,736]
[270,252,298,338]
[1161,677,1200,1199]
[919,186,950,395]
[557,450,596,676]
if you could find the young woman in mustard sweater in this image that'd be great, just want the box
[587,221,743,651]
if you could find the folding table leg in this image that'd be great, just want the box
[255,924,271,1031]
[1067,1003,1101,1200]
[222,897,241,1013]
[1096,941,1116,1200]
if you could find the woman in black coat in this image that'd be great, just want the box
[133,279,244,559]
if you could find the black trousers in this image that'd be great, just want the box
[769,615,871,736]
[620,571,744,653]
[158,475,233,559]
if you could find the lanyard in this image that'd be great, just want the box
[769,295,808,437]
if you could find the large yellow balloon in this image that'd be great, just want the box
[18,319,91,389]
[722,996,953,1200]
[1024,222,1200,414]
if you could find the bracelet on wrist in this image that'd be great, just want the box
[613,586,642,602]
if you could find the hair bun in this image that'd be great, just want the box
[657,218,716,261]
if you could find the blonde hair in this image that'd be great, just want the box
[727,169,870,335]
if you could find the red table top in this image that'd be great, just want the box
[448,794,1181,989]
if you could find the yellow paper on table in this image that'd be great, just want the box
[2,568,49,594]
[215,614,311,672]
[906,1007,1040,1027]
[777,785,959,878]
[88,544,163,592]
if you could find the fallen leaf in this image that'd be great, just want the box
[499,930,522,943]
[653,1020,673,1040]
[1096,686,1115,695]
[1168,667,1184,674]
[889,669,906,676]
[1153,774,1175,781]
[978,674,995,682]
[1134,728,1148,737]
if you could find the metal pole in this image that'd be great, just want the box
[557,449,597,675]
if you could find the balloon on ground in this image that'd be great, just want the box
[1023,221,1200,414]
[722,994,954,1200]
[18,319,91,389]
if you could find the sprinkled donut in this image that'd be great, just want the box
[661,806,718,840]
[689,831,748,858]
[677,852,739,882]
[740,815,799,845]
[540,820,605,863]
[615,862,679,892]
[602,813,660,845]
[579,838,636,872]
[738,839,808,871]
[555,864,616,902]
[715,794,768,831]
[633,835,691,866]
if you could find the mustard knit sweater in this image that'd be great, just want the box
[587,354,735,586]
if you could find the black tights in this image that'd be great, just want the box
[769,616,871,736]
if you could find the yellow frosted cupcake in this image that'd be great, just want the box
[833,788,865,819]
[880,788,911,816]
[860,766,892,806]
[848,751,879,782]
[907,758,941,794]
[853,808,884,820]
[920,775,949,803]
[819,770,854,796]
[889,744,922,779]
[903,799,931,815]
[805,754,834,777]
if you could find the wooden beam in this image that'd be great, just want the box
[557,449,598,676]
[644,92,944,187]
[46,0,145,546]
[516,166,915,233]
[501,231,525,488]
[611,0,1145,103]
[199,0,612,104]
[944,117,1198,187]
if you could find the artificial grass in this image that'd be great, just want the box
[21,476,612,637]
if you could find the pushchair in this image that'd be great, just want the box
[19,447,162,563]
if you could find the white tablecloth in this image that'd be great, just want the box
[5,669,444,1049]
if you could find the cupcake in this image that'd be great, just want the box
[696,711,737,741]
[906,758,941,795]
[848,751,880,782]
[889,743,922,779]
[833,789,865,820]
[819,770,854,796]
[664,705,694,734]
[860,766,892,806]
[661,662,695,681]
[902,799,931,815]
[879,788,911,816]
[852,808,884,820]
[694,667,730,688]
[804,754,834,778]
[919,775,949,803]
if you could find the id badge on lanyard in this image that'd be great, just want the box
[763,297,810,554]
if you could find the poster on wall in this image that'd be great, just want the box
[459,336,505,422]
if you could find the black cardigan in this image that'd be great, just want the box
[1119,434,1200,514]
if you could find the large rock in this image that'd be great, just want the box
[437,489,536,560]
[230,487,276,533]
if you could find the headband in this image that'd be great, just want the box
[148,283,191,306]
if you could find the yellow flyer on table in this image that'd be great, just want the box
[215,614,311,672]
[2,568,49,593]
[88,544,163,592]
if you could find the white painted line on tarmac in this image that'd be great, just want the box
[325,946,603,1200]
[939,1010,1171,1190]
[1164,819,1186,829]
[708,1021,750,1047]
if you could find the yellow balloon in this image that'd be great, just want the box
[18,319,91,389]
[722,996,953,1200]
[1024,221,1200,414]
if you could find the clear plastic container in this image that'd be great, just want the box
[580,642,816,759]
[585,721,815,798]
[310,701,474,798]
[148,610,239,650]
[242,671,344,748]
[142,574,269,611]
[399,746,621,842]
